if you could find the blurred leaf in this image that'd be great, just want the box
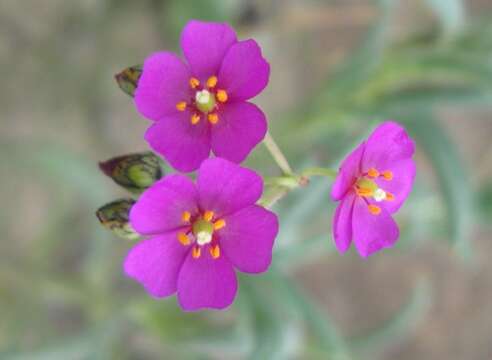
[424,0,465,35]
[96,198,139,240]
[99,151,163,194]
[402,112,473,260]
[114,65,142,97]
[349,277,432,353]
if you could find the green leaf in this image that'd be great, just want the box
[99,151,163,194]
[95,198,139,240]
[114,65,142,97]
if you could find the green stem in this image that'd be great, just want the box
[263,131,293,175]
[301,167,338,178]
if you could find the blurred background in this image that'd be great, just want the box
[2,0,492,359]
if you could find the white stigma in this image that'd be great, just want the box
[195,90,211,105]
[196,231,212,246]
[373,188,387,202]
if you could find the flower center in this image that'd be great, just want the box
[354,169,395,215]
[195,89,216,113]
[192,218,214,245]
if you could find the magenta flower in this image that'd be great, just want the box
[124,158,278,311]
[135,20,270,172]
[331,122,416,258]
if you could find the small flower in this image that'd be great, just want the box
[124,158,278,311]
[331,122,416,258]
[135,20,270,172]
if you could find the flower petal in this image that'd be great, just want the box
[124,232,189,298]
[177,250,237,311]
[144,112,211,172]
[332,193,356,254]
[197,158,263,217]
[220,205,278,273]
[376,159,416,213]
[331,142,365,201]
[361,121,415,172]
[180,20,237,79]
[218,40,270,101]
[211,102,267,163]
[135,52,192,121]
[130,174,198,235]
[352,197,399,258]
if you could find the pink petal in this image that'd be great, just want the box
[144,112,211,172]
[130,174,198,235]
[361,121,415,172]
[124,232,189,298]
[220,205,278,273]
[197,158,263,217]
[352,197,399,258]
[331,142,365,201]
[177,250,237,311]
[211,102,267,163]
[135,52,192,121]
[218,40,270,101]
[332,193,356,254]
[180,20,237,79]
[375,159,416,213]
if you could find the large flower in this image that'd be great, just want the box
[331,122,416,258]
[124,158,278,311]
[135,20,270,172]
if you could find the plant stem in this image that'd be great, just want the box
[263,131,293,175]
[301,167,338,178]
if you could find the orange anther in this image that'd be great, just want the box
[382,170,393,181]
[367,168,379,178]
[216,89,228,103]
[207,113,219,124]
[203,211,214,222]
[209,244,220,259]
[189,77,200,89]
[206,76,218,88]
[368,204,381,215]
[182,211,191,222]
[213,219,226,230]
[176,101,187,111]
[191,113,200,125]
[385,192,395,201]
[192,246,201,259]
[356,187,373,197]
[177,232,190,246]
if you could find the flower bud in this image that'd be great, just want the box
[96,199,139,240]
[99,152,163,194]
[115,65,142,97]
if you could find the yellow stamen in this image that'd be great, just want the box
[386,192,395,201]
[213,219,226,230]
[368,204,381,215]
[176,101,187,111]
[191,113,200,125]
[216,89,228,103]
[356,187,373,197]
[208,113,219,124]
[189,77,200,89]
[382,170,393,181]
[367,168,379,178]
[206,76,218,88]
[177,232,190,246]
[181,211,191,223]
[210,244,220,259]
[203,211,214,222]
[192,246,201,259]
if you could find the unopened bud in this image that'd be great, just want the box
[96,199,139,240]
[115,65,142,97]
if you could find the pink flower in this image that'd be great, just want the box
[331,122,416,258]
[124,158,278,311]
[135,20,270,172]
